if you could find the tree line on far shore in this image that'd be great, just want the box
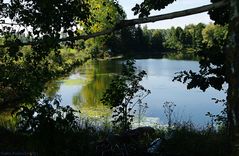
[85,23,228,59]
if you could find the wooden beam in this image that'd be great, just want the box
[62,0,228,41]
[0,0,229,47]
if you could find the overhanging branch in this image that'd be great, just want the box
[0,0,228,47]
[120,0,228,26]
[58,0,229,41]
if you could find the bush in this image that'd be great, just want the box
[101,60,150,132]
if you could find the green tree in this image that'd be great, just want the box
[142,25,152,50]
[164,27,183,50]
[79,0,125,59]
[183,26,193,48]
[134,25,148,51]
[183,23,205,50]
[151,29,164,50]
[202,23,228,48]
[194,23,206,50]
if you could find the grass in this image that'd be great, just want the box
[158,124,229,156]
[0,96,229,156]
[0,114,229,156]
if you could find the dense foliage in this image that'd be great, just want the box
[208,0,230,25]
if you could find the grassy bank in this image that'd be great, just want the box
[0,119,228,156]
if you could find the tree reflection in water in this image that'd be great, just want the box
[72,60,123,118]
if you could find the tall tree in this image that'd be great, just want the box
[183,26,193,48]
[194,23,206,50]
[225,0,239,155]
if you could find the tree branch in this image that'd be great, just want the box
[64,0,228,41]
[121,0,228,26]
[0,0,228,47]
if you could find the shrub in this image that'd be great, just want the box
[101,60,150,132]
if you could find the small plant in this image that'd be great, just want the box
[136,102,148,127]
[163,101,176,128]
[101,60,150,132]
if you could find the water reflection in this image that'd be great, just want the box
[46,59,226,126]
[46,60,123,118]
[75,60,124,117]
[45,81,61,98]
[73,74,113,117]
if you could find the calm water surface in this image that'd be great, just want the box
[48,59,226,126]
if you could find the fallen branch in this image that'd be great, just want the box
[0,0,228,47]
[61,0,228,41]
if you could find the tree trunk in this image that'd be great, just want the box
[226,0,239,155]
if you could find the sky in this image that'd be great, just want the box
[118,0,213,29]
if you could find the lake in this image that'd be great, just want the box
[46,59,226,127]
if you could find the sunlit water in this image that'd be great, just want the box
[47,59,226,127]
